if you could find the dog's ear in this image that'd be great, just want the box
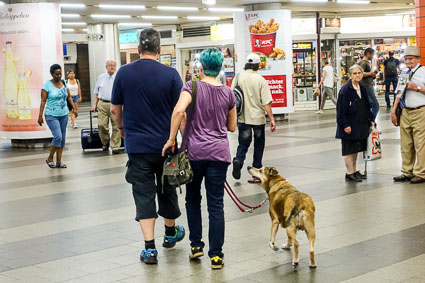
[269,167,278,177]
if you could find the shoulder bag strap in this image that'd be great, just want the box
[234,73,240,87]
[182,80,197,151]
[402,65,422,100]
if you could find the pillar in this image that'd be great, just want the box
[417,0,425,65]
[87,23,121,105]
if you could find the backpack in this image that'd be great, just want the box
[385,59,398,77]
[233,73,244,117]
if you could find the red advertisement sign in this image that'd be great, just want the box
[264,75,287,107]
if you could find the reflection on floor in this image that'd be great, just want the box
[0,103,424,283]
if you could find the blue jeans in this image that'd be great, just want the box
[364,85,379,120]
[45,115,68,148]
[384,77,398,107]
[185,160,229,258]
[234,123,265,169]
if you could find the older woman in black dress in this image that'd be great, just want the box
[336,64,375,182]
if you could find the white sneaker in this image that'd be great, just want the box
[315,110,323,114]
[73,123,77,129]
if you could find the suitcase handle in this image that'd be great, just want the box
[89,110,97,134]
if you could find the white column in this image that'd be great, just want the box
[87,23,121,105]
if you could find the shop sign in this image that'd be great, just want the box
[210,24,234,41]
[291,18,315,35]
[323,18,341,28]
[119,31,138,44]
[234,10,294,114]
[341,15,415,34]
[292,42,312,50]
[0,3,63,139]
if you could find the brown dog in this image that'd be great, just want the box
[247,166,316,268]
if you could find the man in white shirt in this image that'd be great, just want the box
[231,53,276,183]
[315,58,336,114]
[392,46,425,184]
[92,60,121,154]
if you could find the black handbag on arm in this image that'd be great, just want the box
[162,81,197,193]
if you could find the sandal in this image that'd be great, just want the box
[56,163,67,168]
[45,160,55,169]
[248,177,261,184]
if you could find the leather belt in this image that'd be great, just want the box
[100,99,110,103]
[404,105,425,110]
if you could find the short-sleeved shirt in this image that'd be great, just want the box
[42,80,69,117]
[359,60,374,86]
[94,73,116,101]
[323,65,334,88]
[231,69,273,125]
[181,81,235,163]
[396,64,425,108]
[111,59,183,153]
[383,57,400,78]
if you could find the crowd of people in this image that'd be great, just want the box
[36,28,425,269]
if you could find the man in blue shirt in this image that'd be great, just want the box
[111,28,184,265]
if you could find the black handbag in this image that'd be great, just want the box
[62,80,73,111]
[162,80,197,193]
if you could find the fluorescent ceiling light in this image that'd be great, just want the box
[62,28,75,32]
[82,28,88,32]
[208,8,245,12]
[119,23,152,27]
[62,22,87,26]
[337,0,370,4]
[157,6,198,11]
[141,15,178,20]
[61,14,80,18]
[202,0,216,5]
[60,4,86,9]
[0,2,4,6]
[187,16,220,21]
[91,14,132,19]
[98,4,145,10]
[292,0,327,2]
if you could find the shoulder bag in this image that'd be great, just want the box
[233,73,244,116]
[162,81,197,193]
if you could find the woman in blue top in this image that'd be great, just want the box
[38,64,77,168]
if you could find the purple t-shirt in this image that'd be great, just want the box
[181,81,236,163]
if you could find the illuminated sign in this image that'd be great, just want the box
[292,42,313,50]
[119,31,138,44]
[211,24,234,41]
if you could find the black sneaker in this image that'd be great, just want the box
[354,171,367,179]
[211,256,224,269]
[140,248,158,264]
[163,225,185,248]
[189,246,204,260]
[232,159,241,180]
[102,143,109,151]
[345,173,362,182]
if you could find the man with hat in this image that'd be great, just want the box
[231,53,276,183]
[392,46,425,184]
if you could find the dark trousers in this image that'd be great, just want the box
[185,160,229,258]
[234,123,265,169]
[384,77,398,107]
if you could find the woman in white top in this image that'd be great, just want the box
[66,70,82,128]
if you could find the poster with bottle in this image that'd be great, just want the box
[234,10,294,114]
[0,3,63,139]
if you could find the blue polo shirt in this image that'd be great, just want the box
[111,59,183,153]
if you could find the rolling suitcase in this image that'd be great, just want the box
[81,110,103,152]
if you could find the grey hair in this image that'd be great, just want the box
[348,64,364,75]
[106,60,116,67]
[139,28,161,55]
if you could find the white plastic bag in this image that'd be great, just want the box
[363,125,381,161]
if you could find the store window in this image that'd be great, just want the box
[293,41,316,102]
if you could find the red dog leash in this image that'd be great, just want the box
[224,180,268,213]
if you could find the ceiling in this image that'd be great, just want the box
[5,0,415,32]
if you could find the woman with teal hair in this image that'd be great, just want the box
[163,48,237,269]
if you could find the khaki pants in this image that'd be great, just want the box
[97,100,121,150]
[400,107,425,178]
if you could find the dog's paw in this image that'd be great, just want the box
[282,243,291,250]
[309,264,317,269]
[292,261,299,268]
[268,242,279,251]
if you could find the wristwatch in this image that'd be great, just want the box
[417,86,421,92]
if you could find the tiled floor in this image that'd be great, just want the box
[0,101,424,282]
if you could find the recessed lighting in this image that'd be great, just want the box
[208,7,245,12]
[187,16,220,21]
[62,22,87,26]
[98,4,145,10]
[141,15,178,20]
[61,14,80,18]
[119,23,152,27]
[202,0,216,5]
[62,28,75,32]
[91,14,132,19]
[157,6,198,11]
[337,0,370,4]
[60,4,86,9]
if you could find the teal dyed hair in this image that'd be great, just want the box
[200,48,224,77]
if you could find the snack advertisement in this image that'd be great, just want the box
[234,10,294,114]
[0,3,63,139]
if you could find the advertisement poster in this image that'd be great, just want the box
[234,10,294,114]
[0,3,63,139]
